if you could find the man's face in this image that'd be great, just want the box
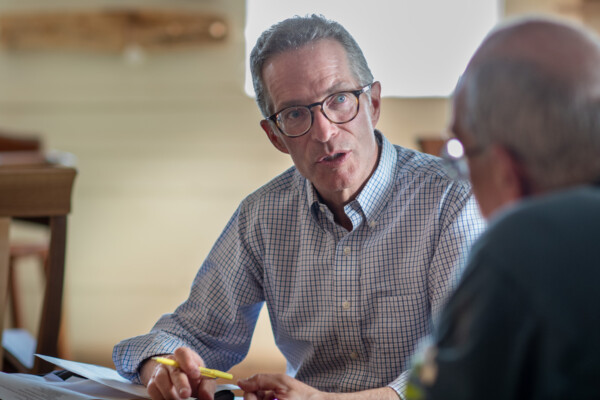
[260,39,381,205]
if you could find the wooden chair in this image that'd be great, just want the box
[0,131,77,374]
[1,131,48,339]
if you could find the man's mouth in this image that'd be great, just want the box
[319,152,347,162]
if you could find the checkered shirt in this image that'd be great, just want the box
[113,131,485,396]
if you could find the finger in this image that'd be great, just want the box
[238,373,286,393]
[146,364,165,400]
[243,391,261,400]
[170,367,193,399]
[174,347,203,380]
[150,365,180,400]
[251,390,267,400]
[238,374,261,392]
[265,391,279,400]
[147,380,164,400]
[195,374,217,400]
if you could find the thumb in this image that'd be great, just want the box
[238,373,286,393]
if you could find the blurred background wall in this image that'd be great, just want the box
[1,0,595,377]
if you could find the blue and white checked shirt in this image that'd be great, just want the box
[113,131,484,396]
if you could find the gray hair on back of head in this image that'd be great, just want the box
[250,14,373,118]
[458,19,600,191]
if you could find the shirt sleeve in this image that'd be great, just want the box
[389,181,485,395]
[406,244,536,400]
[388,369,410,399]
[112,205,266,383]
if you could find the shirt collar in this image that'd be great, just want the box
[305,130,397,227]
[353,130,397,224]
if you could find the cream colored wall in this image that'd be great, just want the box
[3,0,588,376]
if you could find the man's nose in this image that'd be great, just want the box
[309,107,337,142]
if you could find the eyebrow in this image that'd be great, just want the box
[276,81,357,111]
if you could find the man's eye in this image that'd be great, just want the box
[326,93,349,109]
[282,108,305,121]
[335,94,348,103]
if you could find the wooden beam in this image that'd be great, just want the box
[0,9,228,52]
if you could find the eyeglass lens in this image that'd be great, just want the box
[277,91,359,136]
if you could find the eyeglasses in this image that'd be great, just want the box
[440,137,485,180]
[266,83,373,138]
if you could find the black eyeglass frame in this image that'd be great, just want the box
[265,83,373,138]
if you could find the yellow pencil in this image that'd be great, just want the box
[152,356,233,380]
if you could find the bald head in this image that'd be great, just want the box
[467,18,600,97]
[454,17,600,193]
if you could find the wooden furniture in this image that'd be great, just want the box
[0,9,228,53]
[0,132,40,152]
[8,242,48,330]
[417,137,445,157]
[0,154,76,374]
[0,131,49,339]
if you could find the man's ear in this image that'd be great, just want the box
[367,81,382,127]
[491,145,527,201]
[260,119,290,154]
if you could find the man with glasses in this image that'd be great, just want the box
[113,14,483,400]
[406,18,600,400]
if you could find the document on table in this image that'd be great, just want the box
[0,354,240,400]
[36,354,150,398]
[0,372,140,400]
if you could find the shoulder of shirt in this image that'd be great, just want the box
[232,142,475,210]
[237,165,303,207]
[391,144,472,194]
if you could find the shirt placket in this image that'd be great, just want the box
[332,213,365,389]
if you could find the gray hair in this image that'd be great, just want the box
[458,22,600,191]
[250,14,373,118]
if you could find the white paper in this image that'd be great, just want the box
[33,354,240,399]
[2,329,36,368]
[35,354,151,398]
[44,377,139,399]
[0,372,98,400]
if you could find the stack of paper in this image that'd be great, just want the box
[0,355,239,400]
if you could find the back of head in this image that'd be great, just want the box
[458,17,600,192]
[250,14,373,117]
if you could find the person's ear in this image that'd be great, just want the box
[490,145,527,201]
[260,119,290,154]
[367,81,382,127]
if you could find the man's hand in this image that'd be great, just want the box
[140,347,217,400]
[238,373,401,400]
[238,373,326,400]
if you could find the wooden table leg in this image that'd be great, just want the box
[0,217,11,370]
[34,215,67,373]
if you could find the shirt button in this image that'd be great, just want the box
[342,300,351,310]
[369,220,377,228]
[343,246,351,255]
[320,205,327,213]
[350,351,359,360]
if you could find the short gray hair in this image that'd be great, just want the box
[250,14,373,118]
[458,24,600,191]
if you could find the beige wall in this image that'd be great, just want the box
[3,0,590,375]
